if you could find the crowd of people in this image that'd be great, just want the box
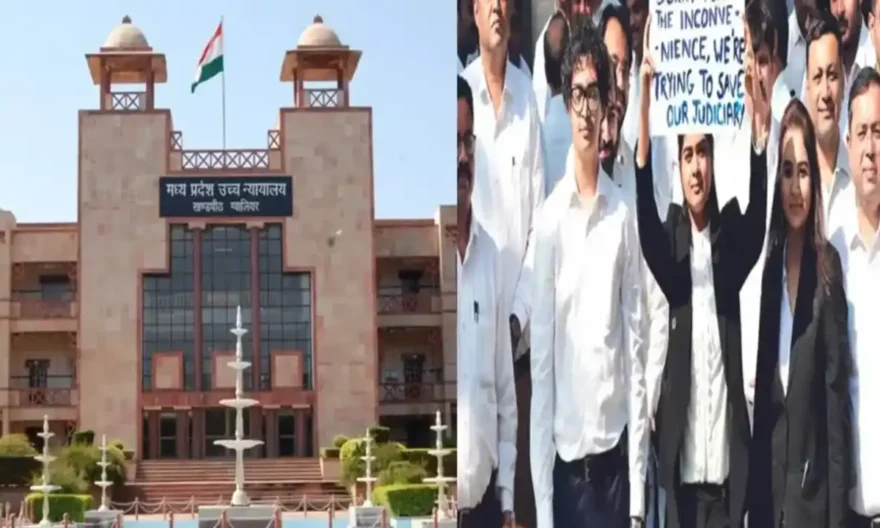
[455,0,880,527]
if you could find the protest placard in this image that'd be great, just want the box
[648,0,746,135]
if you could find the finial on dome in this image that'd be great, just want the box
[313,15,323,23]
[122,15,132,24]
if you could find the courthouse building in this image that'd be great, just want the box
[0,16,457,460]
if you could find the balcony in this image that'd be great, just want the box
[2,376,78,422]
[377,288,441,328]
[10,289,77,333]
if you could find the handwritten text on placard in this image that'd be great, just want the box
[650,0,746,134]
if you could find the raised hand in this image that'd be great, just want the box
[639,15,655,89]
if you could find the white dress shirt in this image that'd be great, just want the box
[822,138,853,239]
[782,12,808,104]
[831,207,880,517]
[542,94,573,194]
[778,251,794,396]
[530,153,649,528]
[732,116,780,413]
[679,222,730,485]
[457,220,518,512]
[461,58,546,336]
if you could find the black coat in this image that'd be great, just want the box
[748,241,852,528]
[633,142,769,528]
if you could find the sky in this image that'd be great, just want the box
[0,0,454,223]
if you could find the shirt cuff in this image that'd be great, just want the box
[629,471,646,519]
[499,487,514,513]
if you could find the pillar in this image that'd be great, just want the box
[249,409,263,458]
[295,410,306,456]
[176,410,189,459]
[264,409,278,458]
[1,409,8,436]
[191,409,204,459]
[147,411,159,460]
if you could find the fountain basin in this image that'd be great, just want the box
[197,505,274,528]
[219,398,260,409]
[84,509,123,528]
[226,360,252,370]
[34,455,56,464]
[214,439,264,450]
[29,485,60,493]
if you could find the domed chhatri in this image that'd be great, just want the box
[102,15,151,50]
[296,14,343,48]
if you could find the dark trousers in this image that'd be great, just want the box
[850,512,880,528]
[552,433,630,528]
[459,471,502,528]
[514,352,537,527]
[678,483,729,528]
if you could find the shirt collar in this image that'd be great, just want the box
[845,206,880,252]
[563,146,615,208]
[474,58,518,107]
[830,136,852,191]
[789,12,804,46]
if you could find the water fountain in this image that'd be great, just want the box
[84,435,123,528]
[29,416,59,528]
[348,430,382,527]
[421,411,456,527]
[198,306,272,528]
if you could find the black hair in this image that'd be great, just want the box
[804,8,843,69]
[458,75,473,121]
[545,12,570,92]
[561,14,612,110]
[848,66,880,128]
[862,0,876,24]
[767,98,832,291]
[746,0,789,69]
[600,3,633,76]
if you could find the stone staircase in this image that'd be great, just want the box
[124,458,347,507]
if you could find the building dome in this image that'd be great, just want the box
[103,15,150,50]
[297,15,342,47]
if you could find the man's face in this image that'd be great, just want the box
[830,0,860,48]
[474,0,510,51]
[457,99,476,209]
[570,0,600,17]
[806,34,843,143]
[569,56,604,157]
[599,94,624,172]
[847,84,880,210]
[679,135,714,214]
[626,0,648,60]
[868,3,880,61]
[603,16,631,107]
[752,41,781,119]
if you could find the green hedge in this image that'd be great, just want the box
[372,484,437,517]
[70,430,95,446]
[401,448,456,477]
[25,494,92,523]
[367,426,391,444]
[0,456,41,486]
[378,461,426,486]
[320,447,340,459]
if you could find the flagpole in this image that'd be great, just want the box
[220,16,227,149]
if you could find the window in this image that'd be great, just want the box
[398,270,424,293]
[201,225,252,390]
[38,276,72,300]
[142,225,195,390]
[258,224,313,390]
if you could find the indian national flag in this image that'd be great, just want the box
[191,21,224,93]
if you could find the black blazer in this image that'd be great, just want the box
[748,241,852,528]
[633,143,768,528]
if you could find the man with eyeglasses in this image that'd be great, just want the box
[530,15,649,528]
[456,75,518,528]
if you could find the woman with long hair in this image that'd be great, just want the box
[747,99,851,528]
[633,17,770,528]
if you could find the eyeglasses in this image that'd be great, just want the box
[571,84,601,116]
[458,132,476,155]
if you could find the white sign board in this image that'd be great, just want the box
[649,0,747,135]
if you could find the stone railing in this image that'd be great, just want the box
[168,130,281,171]
[2,386,78,407]
[107,91,145,111]
[379,381,454,404]
[377,291,440,314]
[303,88,341,108]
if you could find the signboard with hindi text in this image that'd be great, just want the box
[159,176,293,217]
[649,0,746,134]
